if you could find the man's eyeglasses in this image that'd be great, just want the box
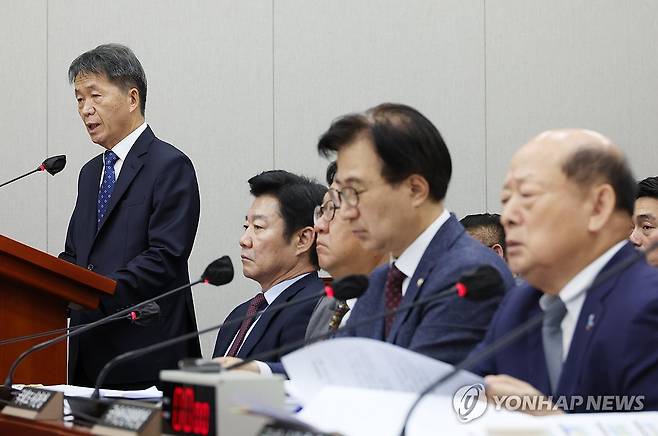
[313,200,339,225]
[329,186,369,209]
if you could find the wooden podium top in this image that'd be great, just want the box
[0,234,115,309]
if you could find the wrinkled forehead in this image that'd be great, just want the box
[504,141,568,187]
[334,136,384,186]
[247,194,282,219]
[634,197,658,220]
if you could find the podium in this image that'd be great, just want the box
[0,235,115,384]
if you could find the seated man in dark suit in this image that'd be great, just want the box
[305,161,387,341]
[630,176,658,267]
[213,170,326,374]
[472,129,658,413]
[316,103,515,364]
[61,44,201,389]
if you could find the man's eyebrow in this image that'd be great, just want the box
[337,176,365,186]
[636,213,656,221]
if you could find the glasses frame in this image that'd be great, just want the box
[313,199,339,225]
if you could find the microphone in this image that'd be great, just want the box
[0,155,66,188]
[397,243,657,435]
[0,304,161,347]
[2,256,233,389]
[89,274,369,398]
[225,266,505,372]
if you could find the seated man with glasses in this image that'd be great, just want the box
[305,161,387,341]
[316,103,515,364]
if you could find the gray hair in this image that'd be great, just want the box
[69,43,147,115]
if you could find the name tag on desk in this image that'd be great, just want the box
[92,400,160,436]
[1,387,63,420]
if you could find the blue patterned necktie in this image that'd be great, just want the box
[97,150,119,229]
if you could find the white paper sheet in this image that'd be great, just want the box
[297,386,492,436]
[14,384,162,399]
[298,385,658,436]
[282,337,483,404]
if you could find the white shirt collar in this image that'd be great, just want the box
[539,240,626,309]
[395,209,451,281]
[261,272,311,305]
[110,122,147,162]
[539,240,626,360]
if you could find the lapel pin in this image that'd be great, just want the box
[416,278,425,288]
[586,314,596,331]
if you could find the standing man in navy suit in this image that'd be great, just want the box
[472,129,658,412]
[316,103,514,364]
[212,170,326,374]
[60,44,201,389]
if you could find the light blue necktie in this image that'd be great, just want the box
[542,295,567,393]
[97,150,118,229]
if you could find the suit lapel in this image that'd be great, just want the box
[364,266,389,340]
[79,155,103,262]
[556,246,630,395]
[215,302,249,357]
[95,127,153,235]
[238,273,317,358]
[389,215,463,341]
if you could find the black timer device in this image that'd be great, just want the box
[160,370,286,436]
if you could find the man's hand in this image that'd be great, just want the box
[213,356,260,373]
[484,374,564,416]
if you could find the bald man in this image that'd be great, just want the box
[630,176,658,266]
[470,129,658,413]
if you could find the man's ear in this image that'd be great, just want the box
[491,243,505,259]
[407,174,430,207]
[128,87,140,114]
[587,184,616,232]
[294,226,316,256]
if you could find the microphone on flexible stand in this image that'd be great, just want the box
[397,243,658,436]
[0,302,161,347]
[0,256,233,401]
[225,266,505,372]
[89,274,370,399]
[0,155,66,188]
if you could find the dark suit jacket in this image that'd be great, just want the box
[60,126,201,386]
[212,272,323,374]
[304,296,340,342]
[341,214,514,365]
[470,242,658,412]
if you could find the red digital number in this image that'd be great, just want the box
[171,386,211,435]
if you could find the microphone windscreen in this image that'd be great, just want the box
[459,265,505,300]
[130,302,161,326]
[202,256,234,286]
[332,275,369,300]
[42,155,66,175]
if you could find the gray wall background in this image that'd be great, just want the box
[2,0,657,357]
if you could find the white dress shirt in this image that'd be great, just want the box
[226,273,310,375]
[539,240,626,361]
[394,209,451,295]
[99,122,148,185]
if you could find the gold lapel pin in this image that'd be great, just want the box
[416,278,425,288]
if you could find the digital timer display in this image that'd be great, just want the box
[161,382,216,436]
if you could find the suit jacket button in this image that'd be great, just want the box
[87,264,94,271]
